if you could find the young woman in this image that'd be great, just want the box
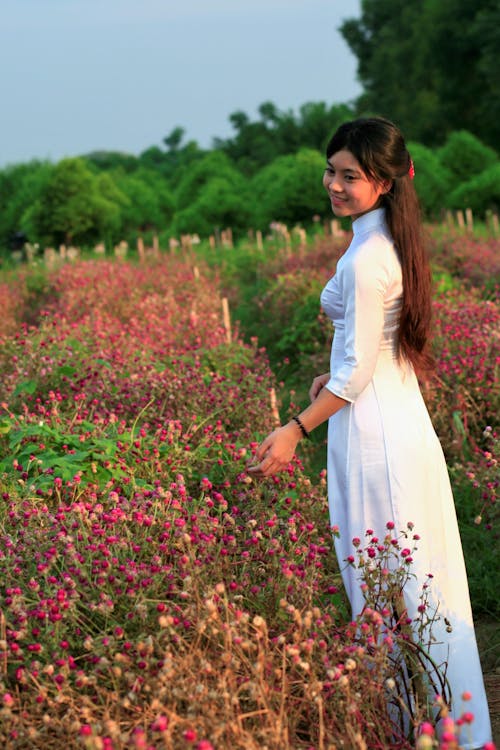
[248,117,492,748]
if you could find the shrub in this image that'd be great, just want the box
[250,149,327,229]
[447,163,500,215]
[407,142,453,219]
[437,130,498,184]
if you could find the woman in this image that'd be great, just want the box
[248,117,492,748]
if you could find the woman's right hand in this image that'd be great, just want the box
[309,373,330,402]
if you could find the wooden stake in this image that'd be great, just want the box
[284,230,291,255]
[269,388,280,427]
[256,230,263,251]
[331,219,344,237]
[222,297,231,344]
[153,234,160,256]
[137,237,145,261]
[456,210,465,229]
[0,609,6,675]
[181,235,192,251]
[465,208,473,232]
[193,265,200,280]
[491,213,499,236]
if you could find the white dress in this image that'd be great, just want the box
[320,208,492,747]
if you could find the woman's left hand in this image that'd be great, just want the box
[247,423,300,478]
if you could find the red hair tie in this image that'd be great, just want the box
[408,158,415,180]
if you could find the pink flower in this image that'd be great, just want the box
[419,722,434,736]
[151,715,169,732]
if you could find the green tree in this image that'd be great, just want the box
[447,163,500,214]
[437,131,498,184]
[298,102,355,153]
[0,161,53,247]
[215,101,356,174]
[84,150,139,173]
[113,169,174,234]
[174,151,243,211]
[407,142,453,219]
[23,158,122,246]
[250,149,327,229]
[139,133,204,185]
[173,176,251,237]
[340,0,500,148]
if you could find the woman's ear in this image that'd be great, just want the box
[381,179,393,194]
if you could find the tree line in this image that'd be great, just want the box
[0,0,498,251]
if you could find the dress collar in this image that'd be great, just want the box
[352,207,386,236]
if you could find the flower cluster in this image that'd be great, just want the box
[0,247,495,748]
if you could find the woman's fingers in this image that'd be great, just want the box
[248,456,284,477]
[254,436,272,461]
[310,373,330,402]
[247,424,298,477]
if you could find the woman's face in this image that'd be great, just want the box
[323,149,390,220]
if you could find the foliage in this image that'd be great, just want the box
[214,101,355,175]
[437,130,498,184]
[170,151,253,236]
[1,105,499,253]
[447,163,500,214]
[250,149,327,229]
[22,158,123,247]
[0,246,496,748]
[427,230,500,291]
[111,168,175,236]
[174,151,239,212]
[449,428,499,616]
[407,142,453,219]
[340,0,500,149]
[0,160,53,249]
[173,177,252,237]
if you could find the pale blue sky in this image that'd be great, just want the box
[0,0,361,167]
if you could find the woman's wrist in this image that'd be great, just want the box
[290,415,310,440]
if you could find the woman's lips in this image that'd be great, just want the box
[330,194,346,206]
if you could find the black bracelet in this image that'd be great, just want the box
[292,415,310,440]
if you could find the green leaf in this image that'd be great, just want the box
[58,365,77,377]
[13,380,37,397]
[95,358,113,370]
[0,420,11,436]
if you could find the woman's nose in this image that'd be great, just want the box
[326,174,340,192]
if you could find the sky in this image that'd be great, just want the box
[0,0,362,167]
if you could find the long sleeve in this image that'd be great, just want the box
[323,231,401,402]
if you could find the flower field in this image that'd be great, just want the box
[0,230,498,749]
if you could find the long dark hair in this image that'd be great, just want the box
[326,116,433,373]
